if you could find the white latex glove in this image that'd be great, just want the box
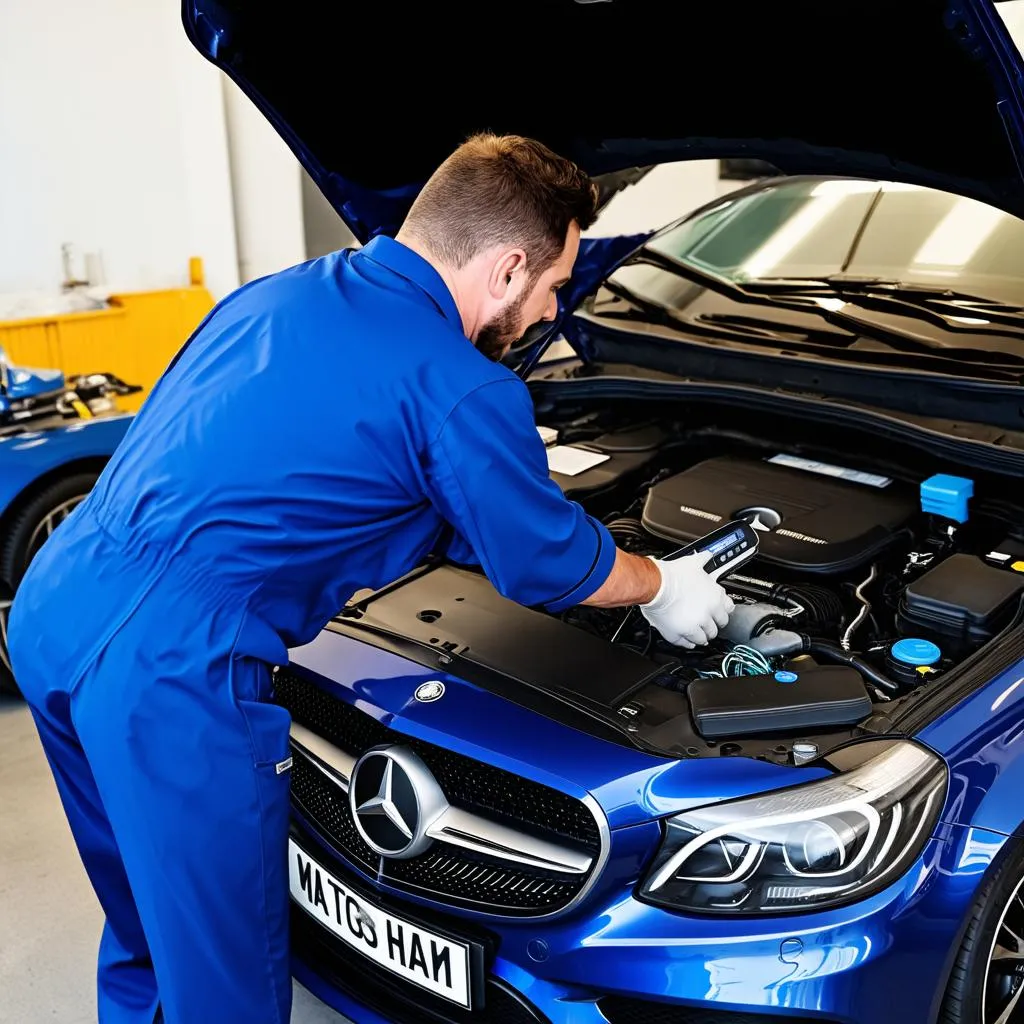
[640,551,735,649]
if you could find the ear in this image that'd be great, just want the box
[487,247,528,301]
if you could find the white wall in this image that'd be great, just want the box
[0,0,723,303]
[223,81,307,284]
[998,1,1024,51]
[302,169,357,260]
[0,0,240,300]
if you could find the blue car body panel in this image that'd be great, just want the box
[292,822,998,1024]
[290,631,833,831]
[285,634,1022,1023]
[917,655,1024,838]
[0,415,133,517]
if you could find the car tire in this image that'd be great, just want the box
[940,837,1024,1024]
[0,472,99,698]
[0,583,17,697]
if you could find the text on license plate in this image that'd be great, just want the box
[288,839,472,1008]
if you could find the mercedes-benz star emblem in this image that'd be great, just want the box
[349,746,448,859]
[738,506,782,533]
[414,680,445,703]
[357,757,413,840]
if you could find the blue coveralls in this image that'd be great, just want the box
[8,236,617,1024]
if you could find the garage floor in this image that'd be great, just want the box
[0,695,349,1024]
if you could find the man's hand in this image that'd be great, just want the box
[581,548,733,648]
[639,551,734,648]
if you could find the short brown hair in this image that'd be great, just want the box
[402,133,599,275]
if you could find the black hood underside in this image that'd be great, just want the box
[186,0,1024,238]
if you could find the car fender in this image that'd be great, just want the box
[916,654,1024,838]
[0,415,133,517]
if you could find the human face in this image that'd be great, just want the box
[476,222,581,361]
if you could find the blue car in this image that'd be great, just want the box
[0,352,137,692]
[186,2,1024,1021]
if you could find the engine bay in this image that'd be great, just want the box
[337,401,1024,762]
[553,407,1024,723]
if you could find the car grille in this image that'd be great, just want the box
[275,669,604,916]
[293,905,549,1024]
[290,753,379,873]
[599,998,839,1024]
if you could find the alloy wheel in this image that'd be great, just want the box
[983,872,1024,1023]
[24,494,87,565]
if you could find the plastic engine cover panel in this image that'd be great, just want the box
[548,423,669,501]
[642,456,916,573]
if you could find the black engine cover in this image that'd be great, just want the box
[641,456,916,573]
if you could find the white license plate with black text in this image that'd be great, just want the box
[288,838,473,1008]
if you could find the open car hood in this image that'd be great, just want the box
[185,0,1024,228]
[184,0,1024,368]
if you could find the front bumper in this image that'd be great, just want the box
[290,819,1003,1024]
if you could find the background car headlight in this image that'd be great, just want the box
[638,741,947,914]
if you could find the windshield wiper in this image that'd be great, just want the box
[628,249,1024,364]
[635,249,1024,320]
[746,276,1024,334]
[754,275,1023,309]
[599,279,717,327]
[597,275,1024,381]
[598,282,1024,374]
[598,279,809,345]
[695,312,1024,368]
[693,311,854,344]
[635,247,747,296]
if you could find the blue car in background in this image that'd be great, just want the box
[0,350,137,692]
[185,1,1024,1021]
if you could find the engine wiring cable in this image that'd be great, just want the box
[721,644,774,676]
[841,563,878,651]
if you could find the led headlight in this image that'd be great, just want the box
[639,742,946,914]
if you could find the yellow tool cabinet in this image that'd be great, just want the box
[0,259,215,413]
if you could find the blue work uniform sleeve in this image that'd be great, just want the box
[425,378,617,612]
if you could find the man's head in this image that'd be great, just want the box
[396,133,599,360]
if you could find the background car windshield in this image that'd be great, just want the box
[630,178,1024,307]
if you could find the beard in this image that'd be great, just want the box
[475,291,528,362]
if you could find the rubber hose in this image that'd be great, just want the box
[801,636,901,694]
[775,584,843,627]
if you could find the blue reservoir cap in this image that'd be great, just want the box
[774,670,799,684]
[891,638,941,667]
[920,474,974,524]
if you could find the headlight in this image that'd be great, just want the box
[638,742,947,914]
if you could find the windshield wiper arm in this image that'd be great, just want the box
[830,277,1024,311]
[634,247,749,296]
[607,253,1024,373]
[600,277,1024,376]
[634,251,1024,321]
[598,280,807,345]
[746,276,1024,333]
[694,312,853,343]
[696,311,1024,367]
[597,279,694,327]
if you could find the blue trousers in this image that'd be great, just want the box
[9,510,293,1024]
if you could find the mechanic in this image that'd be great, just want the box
[8,134,733,1024]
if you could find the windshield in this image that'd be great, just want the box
[640,178,1024,304]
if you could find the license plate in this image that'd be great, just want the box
[288,838,474,1009]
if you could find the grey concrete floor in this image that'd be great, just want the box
[0,694,349,1024]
